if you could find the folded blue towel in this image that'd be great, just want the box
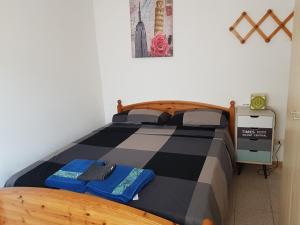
[44,159,105,192]
[86,165,155,203]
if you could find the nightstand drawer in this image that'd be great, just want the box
[237,149,272,164]
[237,127,272,139]
[238,115,273,128]
[237,139,272,152]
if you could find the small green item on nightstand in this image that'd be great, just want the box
[250,94,267,110]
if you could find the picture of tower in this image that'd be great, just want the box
[134,2,148,58]
[154,0,164,34]
[130,0,173,58]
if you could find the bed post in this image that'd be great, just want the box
[117,99,123,113]
[229,101,236,141]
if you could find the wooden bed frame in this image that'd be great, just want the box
[117,99,236,139]
[0,100,235,225]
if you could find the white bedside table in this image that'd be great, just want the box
[235,106,275,178]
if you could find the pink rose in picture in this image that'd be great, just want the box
[150,33,170,57]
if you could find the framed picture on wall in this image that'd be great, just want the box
[129,0,173,58]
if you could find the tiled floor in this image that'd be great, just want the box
[225,164,281,225]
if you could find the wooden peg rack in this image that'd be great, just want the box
[230,9,294,44]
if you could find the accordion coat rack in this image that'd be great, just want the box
[230,9,294,44]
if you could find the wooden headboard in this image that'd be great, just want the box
[117,100,236,139]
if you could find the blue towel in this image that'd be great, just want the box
[45,159,105,192]
[86,165,155,203]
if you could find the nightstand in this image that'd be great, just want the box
[235,106,275,178]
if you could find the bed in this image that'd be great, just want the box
[1,100,236,225]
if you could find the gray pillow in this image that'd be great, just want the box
[183,110,222,126]
[112,109,171,125]
[167,109,228,127]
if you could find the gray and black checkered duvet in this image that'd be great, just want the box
[5,123,235,225]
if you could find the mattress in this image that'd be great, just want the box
[5,123,235,225]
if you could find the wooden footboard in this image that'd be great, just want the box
[0,188,215,225]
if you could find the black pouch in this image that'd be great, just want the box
[78,161,116,181]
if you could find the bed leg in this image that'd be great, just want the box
[237,163,243,175]
[202,218,214,225]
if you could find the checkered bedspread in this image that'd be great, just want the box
[6,123,235,225]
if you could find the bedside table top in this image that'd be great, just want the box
[237,106,275,117]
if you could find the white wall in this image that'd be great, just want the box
[0,0,104,187]
[94,0,295,161]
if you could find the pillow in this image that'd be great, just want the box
[167,109,229,127]
[112,109,171,125]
